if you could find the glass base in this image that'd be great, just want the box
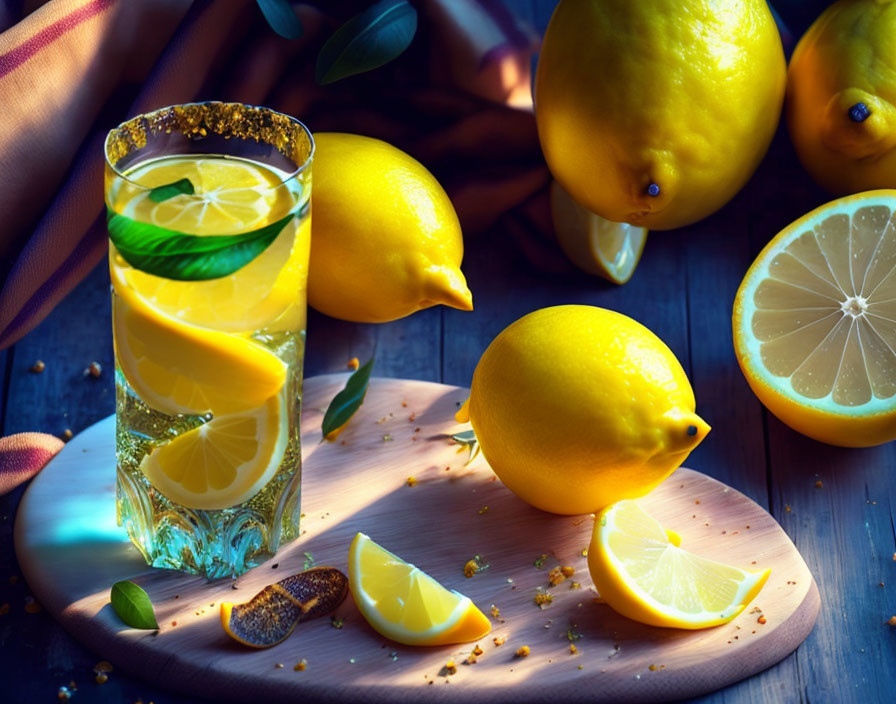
[116,464,301,580]
[114,366,303,580]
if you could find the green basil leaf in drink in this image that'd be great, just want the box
[148,178,195,203]
[315,0,417,85]
[256,0,303,39]
[107,211,294,281]
[110,580,159,630]
[321,358,375,439]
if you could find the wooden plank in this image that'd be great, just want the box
[0,261,188,704]
[743,121,896,702]
[305,307,441,382]
[441,224,690,390]
[681,128,806,704]
[2,262,114,438]
[15,376,818,704]
[682,182,769,506]
[768,427,896,703]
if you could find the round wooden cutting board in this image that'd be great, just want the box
[15,375,819,703]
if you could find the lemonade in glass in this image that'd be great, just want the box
[104,103,312,578]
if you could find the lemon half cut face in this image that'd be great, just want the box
[734,190,896,446]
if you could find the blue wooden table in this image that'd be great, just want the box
[2,1,895,702]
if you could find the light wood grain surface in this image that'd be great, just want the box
[15,375,819,703]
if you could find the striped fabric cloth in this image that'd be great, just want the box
[0,0,546,352]
[0,0,544,492]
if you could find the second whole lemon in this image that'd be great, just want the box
[309,133,473,323]
[787,0,896,194]
[534,0,785,230]
[457,305,710,515]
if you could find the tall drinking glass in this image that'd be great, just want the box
[104,102,312,578]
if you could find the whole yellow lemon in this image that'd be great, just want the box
[457,305,709,515]
[787,0,896,194]
[534,0,785,230]
[309,133,473,323]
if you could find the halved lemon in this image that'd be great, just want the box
[348,533,491,646]
[110,156,309,333]
[112,263,287,417]
[588,500,770,629]
[733,190,896,446]
[551,180,647,284]
[139,390,288,510]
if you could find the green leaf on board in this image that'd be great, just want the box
[107,211,295,282]
[110,580,159,630]
[148,178,194,203]
[321,358,375,439]
[256,0,303,39]
[450,429,481,465]
[315,0,417,85]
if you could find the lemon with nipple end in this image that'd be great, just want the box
[309,133,472,323]
[535,0,785,229]
[457,305,709,515]
[787,0,896,194]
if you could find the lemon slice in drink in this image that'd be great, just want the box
[348,533,491,646]
[118,157,294,232]
[139,390,288,510]
[733,190,896,446]
[588,500,770,629]
[551,180,647,284]
[111,156,309,333]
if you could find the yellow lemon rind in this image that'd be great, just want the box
[733,189,896,446]
[347,533,491,646]
[111,262,287,417]
[550,180,648,284]
[589,501,770,630]
[138,391,288,511]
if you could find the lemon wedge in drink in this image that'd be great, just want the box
[588,500,770,629]
[348,533,491,646]
[139,390,288,510]
[111,271,287,417]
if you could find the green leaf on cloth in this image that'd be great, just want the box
[321,358,375,439]
[148,178,194,203]
[106,211,294,281]
[256,0,303,39]
[110,580,159,630]
[316,0,417,85]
